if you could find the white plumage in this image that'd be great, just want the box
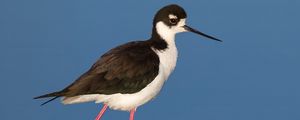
[62,19,183,111]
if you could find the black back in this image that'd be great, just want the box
[62,41,162,96]
[153,4,187,27]
[34,4,185,104]
[34,39,168,100]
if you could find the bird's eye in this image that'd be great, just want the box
[169,18,177,24]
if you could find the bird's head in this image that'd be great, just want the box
[152,4,222,42]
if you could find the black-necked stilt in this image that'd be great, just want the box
[34,4,222,120]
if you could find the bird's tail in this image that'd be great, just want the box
[34,91,63,106]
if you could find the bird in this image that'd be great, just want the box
[34,4,222,120]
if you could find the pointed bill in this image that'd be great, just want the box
[183,25,222,42]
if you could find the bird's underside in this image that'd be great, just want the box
[34,41,162,107]
[34,4,221,120]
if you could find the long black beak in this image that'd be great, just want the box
[183,25,222,42]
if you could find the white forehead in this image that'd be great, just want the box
[168,14,178,19]
[155,18,187,41]
[177,18,186,26]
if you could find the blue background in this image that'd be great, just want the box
[1,0,299,120]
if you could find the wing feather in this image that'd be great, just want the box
[62,41,160,96]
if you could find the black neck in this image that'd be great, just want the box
[147,27,168,50]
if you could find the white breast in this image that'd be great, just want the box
[62,21,179,111]
[62,45,178,111]
[154,43,178,79]
[103,46,178,111]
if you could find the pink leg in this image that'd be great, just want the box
[95,104,108,120]
[129,108,136,120]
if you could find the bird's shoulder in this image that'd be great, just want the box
[63,40,161,95]
[90,40,159,76]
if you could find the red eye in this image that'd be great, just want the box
[169,18,177,24]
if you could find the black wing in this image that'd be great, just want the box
[35,41,160,100]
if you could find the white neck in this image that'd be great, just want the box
[155,21,176,46]
[155,18,187,46]
[154,21,178,79]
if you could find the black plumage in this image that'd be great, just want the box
[34,4,221,108]
[34,37,168,105]
[35,5,189,104]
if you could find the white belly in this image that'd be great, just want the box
[62,45,178,111]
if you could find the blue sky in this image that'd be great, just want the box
[1,0,300,120]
